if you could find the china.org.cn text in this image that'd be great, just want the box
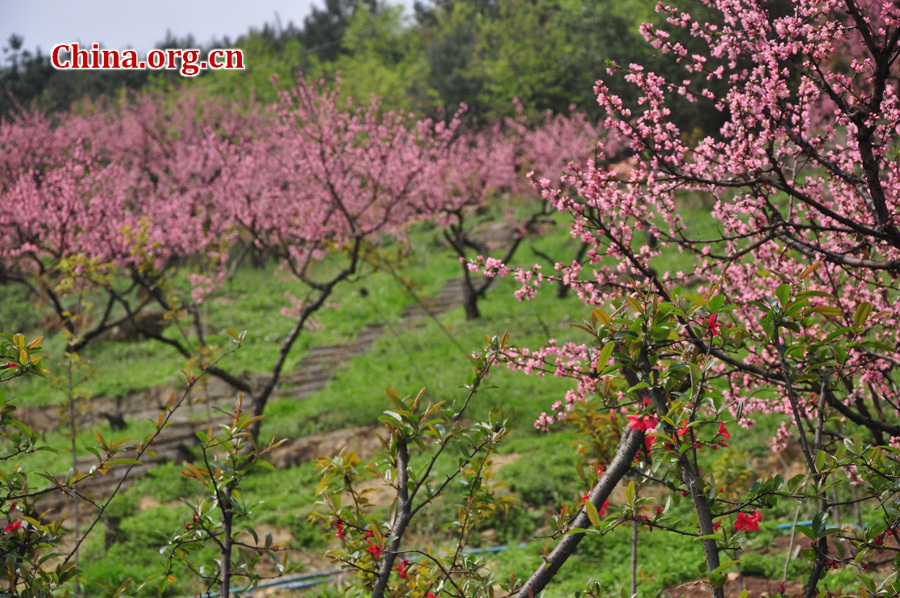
[51,43,244,77]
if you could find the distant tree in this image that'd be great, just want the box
[0,34,151,119]
[0,35,55,117]
[299,0,380,61]
[415,0,649,121]
[326,3,430,109]
[413,0,500,23]
[421,3,490,118]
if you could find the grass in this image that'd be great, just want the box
[484,524,703,598]
[259,273,586,442]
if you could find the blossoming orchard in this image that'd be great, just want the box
[1,0,900,597]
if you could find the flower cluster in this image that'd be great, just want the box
[872,521,898,549]
[365,530,383,559]
[182,513,201,531]
[3,520,22,534]
[734,511,762,533]
[395,559,410,579]
[626,414,658,433]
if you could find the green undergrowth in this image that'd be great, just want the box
[259,273,586,441]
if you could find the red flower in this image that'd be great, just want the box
[4,362,17,369]
[627,414,658,433]
[427,593,436,598]
[335,521,345,540]
[707,314,722,336]
[716,422,731,439]
[395,559,409,579]
[3,521,22,533]
[735,510,762,532]
[367,544,382,559]
[676,423,689,435]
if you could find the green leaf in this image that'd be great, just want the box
[775,284,791,307]
[584,499,602,528]
[380,411,403,424]
[809,305,842,317]
[853,302,872,328]
[596,342,614,368]
[592,308,612,327]
[385,388,403,410]
[712,560,740,575]
[811,511,829,536]
[814,450,828,472]
[627,381,650,393]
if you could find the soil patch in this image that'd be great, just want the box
[665,575,804,598]
[269,424,382,469]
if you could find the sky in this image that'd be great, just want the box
[1,0,415,60]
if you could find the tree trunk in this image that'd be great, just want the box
[463,283,481,320]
